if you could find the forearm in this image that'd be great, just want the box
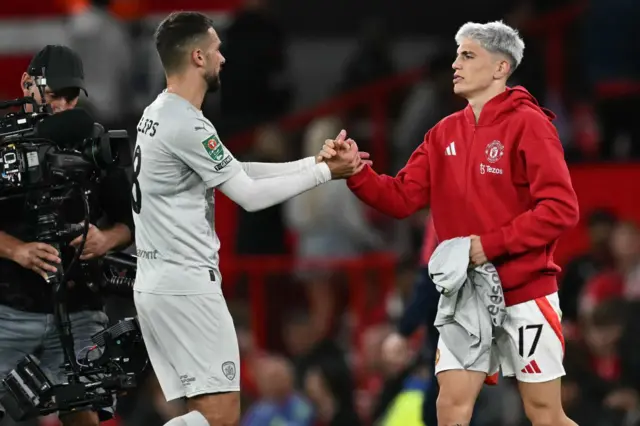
[347,167,426,219]
[102,223,132,251]
[0,231,22,261]
[220,163,331,212]
[241,157,316,179]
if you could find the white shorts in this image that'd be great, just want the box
[435,292,565,383]
[134,291,240,401]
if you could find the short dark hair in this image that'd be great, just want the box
[587,208,617,228]
[154,11,215,74]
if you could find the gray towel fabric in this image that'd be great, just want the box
[429,237,507,371]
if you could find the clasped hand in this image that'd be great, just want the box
[315,129,372,179]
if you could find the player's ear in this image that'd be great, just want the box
[192,49,205,68]
[494,59,510,80]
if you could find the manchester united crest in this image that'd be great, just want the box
[485,140,504,164]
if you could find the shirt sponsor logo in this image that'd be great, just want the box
[136,248,159,259]
[480,164,503,175]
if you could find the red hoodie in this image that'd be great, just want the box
[347,86,579,306]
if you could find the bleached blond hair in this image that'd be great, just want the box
[455,20,525,72]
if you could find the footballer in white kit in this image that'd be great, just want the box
[133,14,366,424]
[132,92,243,400]
[131,93,363,402]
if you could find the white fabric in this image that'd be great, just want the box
[219,162,331,212]
[436,292,566,383]
[241,156,316,178]
[133,92,241,295]
[429,237,506,370]
[135,291,240,401]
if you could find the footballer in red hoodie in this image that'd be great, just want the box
[320,21,579,426]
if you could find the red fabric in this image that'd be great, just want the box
[347,86,579,306]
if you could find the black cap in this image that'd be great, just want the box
[27,45,88,96]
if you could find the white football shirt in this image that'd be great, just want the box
[132,92,241,294]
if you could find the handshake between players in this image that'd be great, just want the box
[316,129,373,178]
[133,11,579,426]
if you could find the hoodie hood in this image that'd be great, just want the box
[464,86,556,126]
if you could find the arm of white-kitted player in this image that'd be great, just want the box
[170,128,331,212]
[241,157,317,179]
[219,164,331,212]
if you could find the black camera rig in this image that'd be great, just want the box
[0,251,146,422]
[0,72,147,422]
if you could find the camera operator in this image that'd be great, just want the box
[0,45,134,426]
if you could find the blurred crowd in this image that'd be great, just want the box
[54,0,640,164]
[6,0,638,425]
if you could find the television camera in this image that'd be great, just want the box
[0,73,147,421]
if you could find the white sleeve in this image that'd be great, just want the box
[168,125,241,188]
[219,163,332,212]
[241,157,316,179]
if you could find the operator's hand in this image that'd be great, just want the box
[69,223,110,260]
[469,235,488,266]
[12,242,60,280]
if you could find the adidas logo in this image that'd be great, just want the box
[521,360,542,374]
[445,142,457,156]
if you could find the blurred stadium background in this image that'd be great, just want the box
[0,0,639,425]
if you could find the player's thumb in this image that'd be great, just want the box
[335,129,347,143]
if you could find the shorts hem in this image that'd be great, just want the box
[133,289,222,296]
[164,392,186,402]
[435,366,489,375]
[185,387,240,399]
[511,372,565,383]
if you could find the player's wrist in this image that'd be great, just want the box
[314,162,332,183]
[0,231,25,262]
[306,156,320,166]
